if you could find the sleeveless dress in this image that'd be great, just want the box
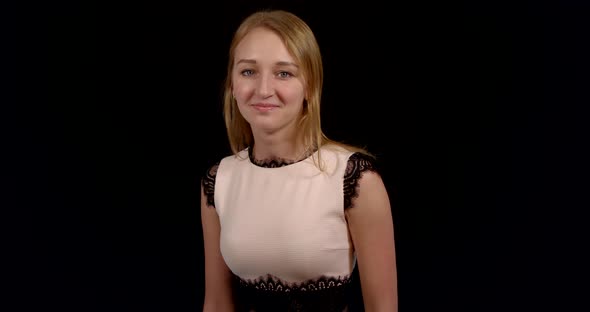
[202,144,377,311]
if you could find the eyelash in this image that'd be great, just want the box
[240,69,294,78]
[240,69,254,76]
[278,71,293,78]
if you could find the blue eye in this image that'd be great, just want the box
[241,69,254,76]
[278,71,293,78]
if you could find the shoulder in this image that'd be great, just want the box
[343,151,382,210]
[320,142,379,170]
[346,152,380,176]
[202,149,248,179]
[317,142,358,165]
[201,151,244,183]
[202,161,220,184]
[201,161,220,208]
[201,151,245,208]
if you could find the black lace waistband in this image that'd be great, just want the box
[232,274,354,312]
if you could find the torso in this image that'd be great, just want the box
[202,144,377,311]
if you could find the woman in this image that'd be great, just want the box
[201,9,397,312]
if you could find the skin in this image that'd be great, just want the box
[201,182,234,312]
[232,27,307,162]
[345,172,398,312]
[202,25,398,312]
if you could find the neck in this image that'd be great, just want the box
[251,128,306,162]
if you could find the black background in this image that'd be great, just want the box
[5,0,589,311]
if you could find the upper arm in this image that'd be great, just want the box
[345,170,398,312]
[200,168,234,311]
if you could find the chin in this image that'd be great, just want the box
[252,124,280,134]
[247,115,277,127]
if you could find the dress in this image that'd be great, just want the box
[202,144,377,312]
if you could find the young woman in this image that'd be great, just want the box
[201,9,397,312]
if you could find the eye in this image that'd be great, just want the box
[277,71,293,79]
[240,69,254,76]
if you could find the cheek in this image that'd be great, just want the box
[281,87,306,104]
[232,83,253,101]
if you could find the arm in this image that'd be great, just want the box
[345,171,398,312]
[201,182,234,312]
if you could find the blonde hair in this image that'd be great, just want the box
[222,9,372,169]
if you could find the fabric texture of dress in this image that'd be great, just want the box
[202,144,378,311]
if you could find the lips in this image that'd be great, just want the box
[251,103,279,112]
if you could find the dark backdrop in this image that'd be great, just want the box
[6,1,588,311]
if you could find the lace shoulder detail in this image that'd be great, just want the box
[344,152,378,210]
[233,273,353,312]
[201,162,219,208]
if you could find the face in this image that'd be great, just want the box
[232,27,306,135]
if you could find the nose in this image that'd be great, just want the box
[255,74,274,98]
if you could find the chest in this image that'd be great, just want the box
[215,167,354,282]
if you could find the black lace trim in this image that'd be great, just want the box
[233,273,353,312]
[236,273,352,292]
[343,153,378,210]
[203,152,378,210]
[201,162,218,208]
[248,146,315,168]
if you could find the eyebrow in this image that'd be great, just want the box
[236,59,299,67]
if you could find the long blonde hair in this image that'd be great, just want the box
[222,10,372,169]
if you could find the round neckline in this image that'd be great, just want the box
[247,146,317,168]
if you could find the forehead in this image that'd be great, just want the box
[234,27,295,64]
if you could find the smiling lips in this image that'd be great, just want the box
[251,103,279,112]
